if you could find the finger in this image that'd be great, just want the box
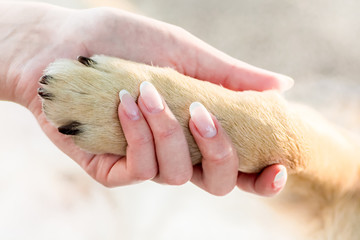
[176,31,294,92]
[103,89,158,187]
[138,81,193,185]
[254,164,287,196]
[237,164,287,197]
[189,102,238,196]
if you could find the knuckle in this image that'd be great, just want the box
[132,168,158,181]
[207,146,235,165]
[156,121,181,140]
[166,177,188,186]
[206,184,235,197]
[161,172,192,186]
[129,134,153,146]
[209,187,233,197]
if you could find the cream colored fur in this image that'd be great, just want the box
[39,55,360,239]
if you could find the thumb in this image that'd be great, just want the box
[179,32,294,92]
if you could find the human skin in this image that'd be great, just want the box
[0,2,291,196]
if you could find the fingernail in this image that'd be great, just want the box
[272,167,287,190]
[189,102,217,138]
[278,75,294,92]
[119,90,140,120]
[139,81,164,113]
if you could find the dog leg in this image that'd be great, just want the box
[39,55,310,173]
[39,55,360,238]
[39,55,360,182]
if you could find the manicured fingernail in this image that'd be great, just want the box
[189,102,217,138]
[139,81,164,113]
[119,90,140,120]
[272,167,287,190]
[278,75,294,92]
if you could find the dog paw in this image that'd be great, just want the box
[38,55,138,155]
[39,55,307,173]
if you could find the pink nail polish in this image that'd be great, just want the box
[272,167,287,190]
[278,75,294,92]
[119,90,140,120]
[189,102,217,138]
[139,81,164,113]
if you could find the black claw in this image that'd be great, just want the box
[39,75,52,85]
[37,88,53,100]
[77,56,97,67]
[58,121,82,135]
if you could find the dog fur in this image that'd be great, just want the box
[38,55,360,239]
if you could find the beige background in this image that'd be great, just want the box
[1,0,359,239]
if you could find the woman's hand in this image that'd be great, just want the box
[188,102,288,196]
[1,3,291,194]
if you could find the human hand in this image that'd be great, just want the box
[188,102,288,196]
[1,3,291,193]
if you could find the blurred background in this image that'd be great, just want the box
[1,0,359,239]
